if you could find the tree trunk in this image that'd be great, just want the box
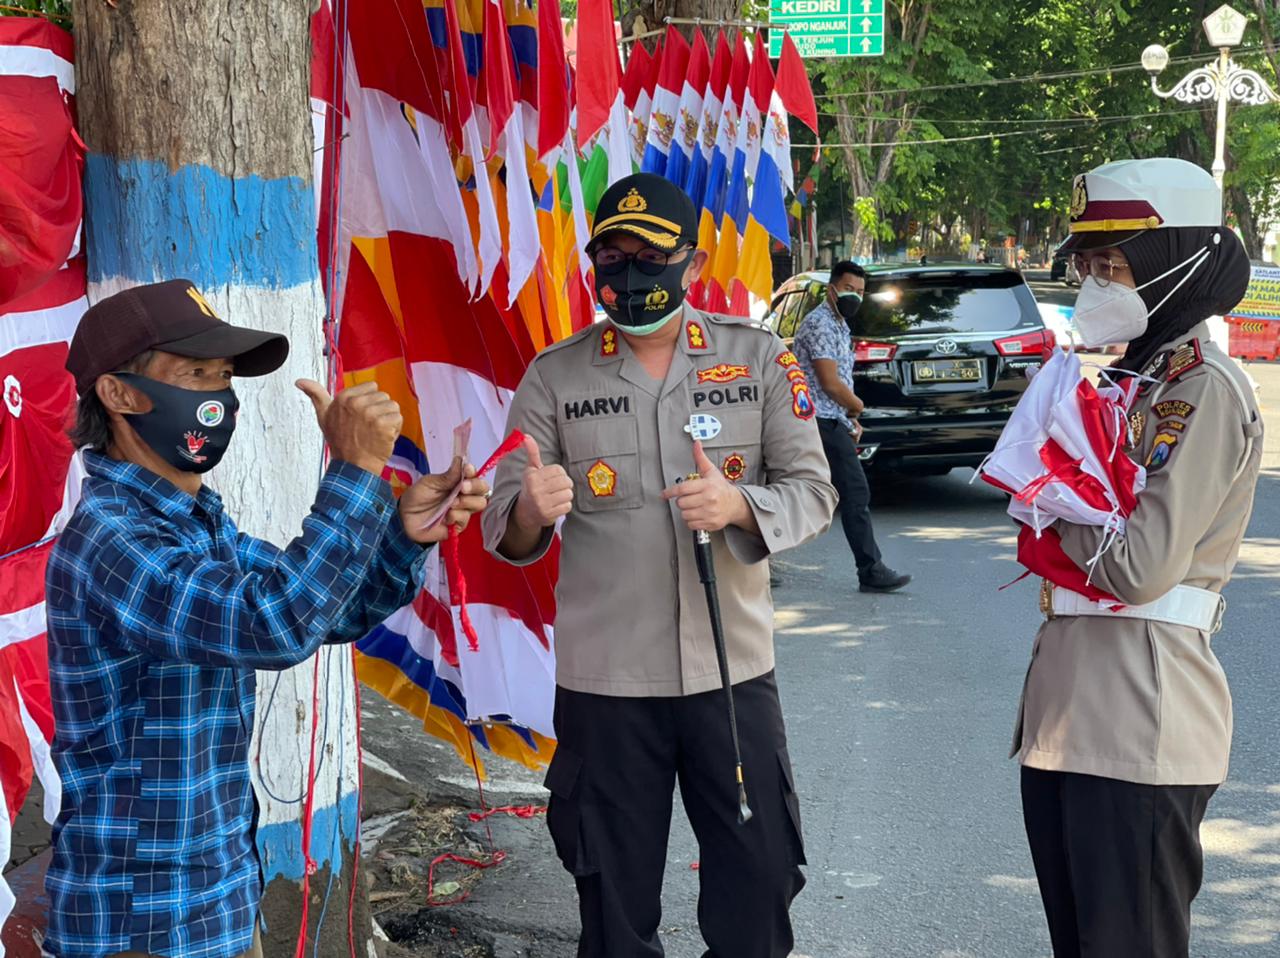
[621,0,745,46]
[73,3,367,955]
[1228,182,1263,260]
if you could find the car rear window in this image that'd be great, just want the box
[856,272,1041,338]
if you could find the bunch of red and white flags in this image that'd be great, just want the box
[978,348,1147,599]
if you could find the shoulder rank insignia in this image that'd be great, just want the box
[586,460,617,497]
[722,453,747,482]
[1128,410,1145,447]
[697,363,751,384]
[1166,339,1203,381]
[686,320,708,350]
[1152,399,1195,420]
[1146,432,1178,471]
[600,327,618,357]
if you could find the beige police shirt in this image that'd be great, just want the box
[1013,325,1264,785]
[481,307,836,697]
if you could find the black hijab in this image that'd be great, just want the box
[1115,226,1251,372]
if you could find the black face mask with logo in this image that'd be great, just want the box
[113,373,239,474]
[594,259,690,333]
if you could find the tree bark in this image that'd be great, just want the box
[621,0,745,46]
[73,3,364,955]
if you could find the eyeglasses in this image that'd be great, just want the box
[591,245,691,276]
[1070,253,1132,287]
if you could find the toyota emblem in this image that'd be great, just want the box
[935,339,959,355]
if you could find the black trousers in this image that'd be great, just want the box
[1021,767,1217,958]
[817,417,882,574]
[544,672,806,958]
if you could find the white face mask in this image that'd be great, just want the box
[1071,241,1214,349]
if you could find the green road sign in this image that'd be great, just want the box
[769,0,885,58]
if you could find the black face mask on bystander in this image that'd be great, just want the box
[113,373,239,474]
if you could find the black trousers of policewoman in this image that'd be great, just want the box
[1021,767,1217,958]
[545,671,806,958]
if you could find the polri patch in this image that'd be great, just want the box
[686,320,708,350]
[1152,399,1195,420]
[722,453,747,482]
[1145,431,1179,471]
[694,384,760,408]
[1166,340,1203,381]
[586,460,617,497]
[791,380,816,420]
[697,363,751,384]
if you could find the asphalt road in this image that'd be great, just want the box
[364,333,1280,957]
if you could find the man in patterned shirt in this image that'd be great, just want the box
[45,279,488,958]
[793,262,910,593]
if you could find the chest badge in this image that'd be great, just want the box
[722,453,747,482]
[685,413,722,441]
[586,460,617,497]
[697,363,751,384]
[1128,410,1145,447]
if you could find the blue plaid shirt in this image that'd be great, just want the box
[45,453,428,958]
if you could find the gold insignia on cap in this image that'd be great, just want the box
[645,286,670,310]
[618,188,647,214]
[1069,176,1088,219]
[186,287,218,319]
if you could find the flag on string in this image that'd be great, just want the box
[535,0,570,162]
[640,26,690,176]
[696,31,749,312]
[665,29,709,194]
[685,30,729,212]
[738,43,789,305]
[0,16,81,941]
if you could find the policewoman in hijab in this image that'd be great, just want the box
[1012,158,1263,958]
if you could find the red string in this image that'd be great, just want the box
[441,430,527,655]
[347,644,364,958]
[293,653,325,958]
[425,850,508,906]
[467,804,546,823]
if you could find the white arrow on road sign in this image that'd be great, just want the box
[861,35,872,52]
[861,0,872,10]
[861,15,872,30]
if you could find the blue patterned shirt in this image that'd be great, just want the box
[794,300,855,428]
[45,453,428,958]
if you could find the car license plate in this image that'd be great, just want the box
[913,359,982,383]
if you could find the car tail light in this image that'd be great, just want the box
[995,329,1056,357]
[855,341,898,363]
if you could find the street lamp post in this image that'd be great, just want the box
[1142,4,1280,197]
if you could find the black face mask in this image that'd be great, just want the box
[114,373,239,474]
[594,259,689,332]
[834,291,863,320]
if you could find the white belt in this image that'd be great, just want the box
[1041,581,1225,633]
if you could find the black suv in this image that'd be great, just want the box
[768,264,1054,476]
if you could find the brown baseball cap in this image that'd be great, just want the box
[67,279,290,395]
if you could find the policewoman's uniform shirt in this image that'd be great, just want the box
[482,308,837,697]
[1013,325,1263,785]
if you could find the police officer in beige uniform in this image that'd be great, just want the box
[1013,158,1262,957]
[482,173,836,957]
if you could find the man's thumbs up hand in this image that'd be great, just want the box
[662,442,751,533]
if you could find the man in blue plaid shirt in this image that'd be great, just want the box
[45,279,489,958]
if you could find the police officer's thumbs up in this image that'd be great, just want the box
[514,434,574,530]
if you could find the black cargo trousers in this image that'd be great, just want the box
[544,671,806,958]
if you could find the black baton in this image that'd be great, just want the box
[683,474,753,825]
